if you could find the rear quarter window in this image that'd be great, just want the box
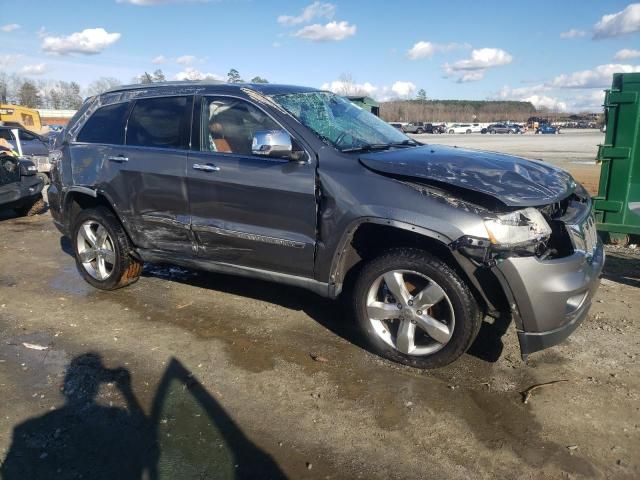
[76,102,129,145]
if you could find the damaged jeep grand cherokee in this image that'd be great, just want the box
[47,82,604,368]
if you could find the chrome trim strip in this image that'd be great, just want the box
[192,224,305,249]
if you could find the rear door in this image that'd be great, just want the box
[186,95,317,277]
[71,96,193,255]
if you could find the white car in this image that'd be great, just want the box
[446,123,475,134]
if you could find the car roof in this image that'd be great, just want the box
[103,81,320,97]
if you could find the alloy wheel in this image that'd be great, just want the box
[76,220,116,280]
[366,270,455,356]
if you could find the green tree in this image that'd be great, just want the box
[138,69,165,84]
[18,81,40,108]
[416,89,427,101]
[250,76,269,84]
[227,68,243,83]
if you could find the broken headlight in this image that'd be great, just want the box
[484,208,551,248]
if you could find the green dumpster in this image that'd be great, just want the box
[594,72,640,245]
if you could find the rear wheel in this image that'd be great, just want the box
[416,128,424,134]
[353,248,482,368]
[466,129,472,134]
[71,206,142,290]
[448,129,454,134]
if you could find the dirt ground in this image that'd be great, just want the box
[1,129,639,479]
[0,212,638,479]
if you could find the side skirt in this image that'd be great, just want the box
[137,249,333,298]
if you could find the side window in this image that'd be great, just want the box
[0,130,12,141]
[202,97,280,156]
[18,130,36,141]
[76,102,129,145]
[126,96,191,150]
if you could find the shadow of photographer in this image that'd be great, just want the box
[1,354,286,480]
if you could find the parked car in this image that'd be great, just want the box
[483,123,520,134]
[536,124,560,134]
[427,123,446,134]
[402,122,427,134]
[48,82,603,369]
[447,123,474,134]
[0,147,45,217]
[0,126,51,184]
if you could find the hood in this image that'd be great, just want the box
[359,145,575,207]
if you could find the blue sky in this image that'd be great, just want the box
[2,0,640,111]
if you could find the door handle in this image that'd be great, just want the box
[107,155,129,163]
[193,163,220,172]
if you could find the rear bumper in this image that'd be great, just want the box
[493,239,604,356]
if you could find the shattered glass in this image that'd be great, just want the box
[272,92,407,150]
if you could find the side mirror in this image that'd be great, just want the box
[252,130,293,159]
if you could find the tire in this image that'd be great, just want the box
[507,130,512,134]
[37,172,50,186]
[14,194,46,217]
[71,206,143,290]
[416,128,424,134]
[353,248,482,369]
[448,129,454,134]
[466,129,472,134]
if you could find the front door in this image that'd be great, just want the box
[187,95,317,277]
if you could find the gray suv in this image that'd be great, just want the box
[48,82,603,368]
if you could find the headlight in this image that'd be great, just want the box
[484,207,551,247]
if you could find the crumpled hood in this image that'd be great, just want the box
[359,144,576,207]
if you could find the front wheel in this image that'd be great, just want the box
[466,129,472,134]
[71,206,143,290]
[448,129,454,134]
[416,128,424,134]
[353,248,482,368]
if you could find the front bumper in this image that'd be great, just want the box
[0,175,44,209]
[492,236,604,357]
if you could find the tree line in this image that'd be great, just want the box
[380,99,538,123]
[0,67,268,110]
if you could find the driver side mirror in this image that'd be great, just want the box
[251,130,293,159]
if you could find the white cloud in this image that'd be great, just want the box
[321,80,378,96]
[522,95,567,111]
[176,55,197,65]
[443,48,512,82]
[0,54,22,68]
[321,79,416,100]
[175,67,224,81]
[20,63,48,75]
[593,3,640,39]
[293,20,356,41]
[278,2,335,26]
[151,55,166,64]
[560,28,586,39]
[550,63,640,88]
[42,28,121,55]
[1,24,20,32]
[614,48,640,60]
[406,41,468,60]
[391,81,416,98]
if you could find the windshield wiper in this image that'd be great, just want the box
[340,143,393,153]
[389,139,419,147]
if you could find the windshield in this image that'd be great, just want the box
[271,91,411,151]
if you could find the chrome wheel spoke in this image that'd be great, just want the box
[367,301,400,320]
[78,248,97,263]
[414,314,452,344]
[102,249,116,264]
[95,225,108,248]
[80,223,97,248]
[96,255,108,280]
[396,319,416,354]
[383,271,410,304]
[414,282,446,310]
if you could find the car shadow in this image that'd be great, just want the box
[1,353,286,480]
